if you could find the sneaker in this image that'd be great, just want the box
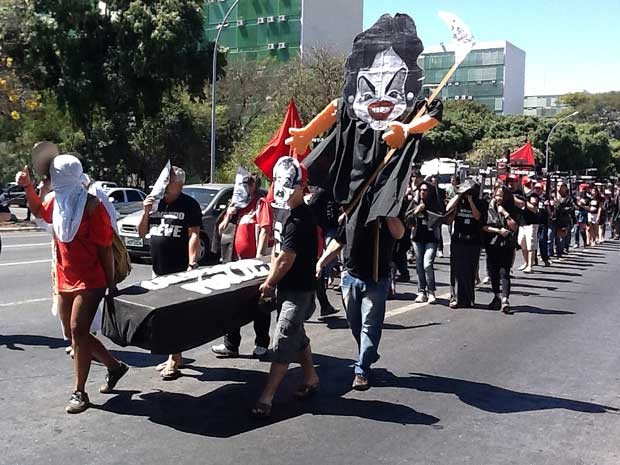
[437,250,444,258]
[449,299,458,310]
[253,346,268,358]
[523,266,532,274]
[543,259,551,267]
[427,292,437,304]
[414,292,428,303]
[211,344,239,357]
[352,374,370,391]
[65,390,90,414]
[488,296,502,310]
[501,298,513,315]
[65,345,73,355]
[518,264,527,271]
[100,362,129,394]
[482,276,490,284]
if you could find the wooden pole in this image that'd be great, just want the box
[373,220,380,282]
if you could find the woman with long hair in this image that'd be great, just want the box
[405,181,443,304]
[16,156,128,414]
[483,185,519,314]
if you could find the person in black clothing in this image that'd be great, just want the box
[552,183,574,258]
[137,166,202,380]
[446,180,487,309]
[533,182,551,266]
[317,201,405,391]
[483,185,519,314]
[252,160,320,418]
[406,181,443,304]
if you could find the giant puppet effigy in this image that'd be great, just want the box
[102,11,475,354]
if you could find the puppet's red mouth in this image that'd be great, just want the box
[368,100,394,120]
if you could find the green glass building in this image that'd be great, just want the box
[203,0,363,61]
[419,41,526,115]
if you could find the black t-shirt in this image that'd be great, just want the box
[337,217,396,281]
[452,197,488,245]
[274,204,317,292]
[149,193,202,276]
[406,199,441,244]
[485,203,516,249]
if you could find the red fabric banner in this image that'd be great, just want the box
[509,141,535,167]
[254,99,308,180]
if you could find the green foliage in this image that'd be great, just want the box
[559,91,620,138]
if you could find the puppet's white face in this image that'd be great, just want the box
[352,47,410,131]
[272,158,299,210]
[231,168,250,208]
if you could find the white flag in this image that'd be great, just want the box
[438,11,476,66]
[149,160,171,211]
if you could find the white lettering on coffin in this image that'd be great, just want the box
[139,259,270,296]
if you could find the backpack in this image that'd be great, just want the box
[85,195,132,284]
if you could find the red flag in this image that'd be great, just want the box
[509,141,535,167]
[254,99,308,180]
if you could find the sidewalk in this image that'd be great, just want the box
[0,207,42,232]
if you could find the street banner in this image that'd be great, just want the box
[254,99,308,180]
[102,258,272,354]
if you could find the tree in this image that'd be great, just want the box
[2,0,223,184]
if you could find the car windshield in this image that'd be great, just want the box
[183,187,218,209]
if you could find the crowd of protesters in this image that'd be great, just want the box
[9,148,620,417]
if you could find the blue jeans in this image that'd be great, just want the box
[341,271,389,377]
[413,242,438,292]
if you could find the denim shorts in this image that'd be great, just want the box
[272,289,316,364]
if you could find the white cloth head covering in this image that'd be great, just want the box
[49,154,88,243]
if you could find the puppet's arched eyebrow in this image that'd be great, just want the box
[385,67,408,92]
[358,76,375,94]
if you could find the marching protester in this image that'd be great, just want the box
[483,185,519,314]
[446,179,486,309]
[137,166,202,380]
[575,197,590,248]
[406,181,443,304]
[517,192,540,273]
[317,205,405,391]
[534,182,551,266]
[552,182,575,258]
[212,171,273,358]
[252,158,320,418]
[16,156,128,413]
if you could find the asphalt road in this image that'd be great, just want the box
[1,230,620,465]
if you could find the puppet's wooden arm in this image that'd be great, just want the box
[285,99,338,155]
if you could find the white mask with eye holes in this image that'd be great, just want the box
[272,157,301,210]
[352,47,410,131]
[231,166,250,208]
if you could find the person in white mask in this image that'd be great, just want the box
[16,155,128,414]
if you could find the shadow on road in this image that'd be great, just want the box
[307,316,441,331]
[510,305,575,315]
[95,354,440,437]
[0,334,66,351]
[375,371,618,415]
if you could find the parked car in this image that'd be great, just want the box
[117,183,233,265]
[1,184,27,208]
[106,187,147,219]
[92,180,118,191]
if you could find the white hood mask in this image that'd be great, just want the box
[50,155,88,243]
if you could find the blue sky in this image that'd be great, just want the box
[363,0,620,95]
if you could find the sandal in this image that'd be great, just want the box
[294,383,320,400]
[156,361,185,371]
[161,367,181,381]
[251,401,272,419]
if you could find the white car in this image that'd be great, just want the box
[106,188,147,218]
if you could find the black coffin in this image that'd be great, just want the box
[102,259,272,354]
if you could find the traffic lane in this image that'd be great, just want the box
[3,245,620,464]
[3,244,620,465]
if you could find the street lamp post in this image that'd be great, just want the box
[545,110,579,174]
[210,0,239,183]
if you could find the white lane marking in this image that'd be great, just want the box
[0,297,51,308]
[385,292,451,319]
[0,259,52,267]
[3,242,51,248]
[1,233,48,239]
